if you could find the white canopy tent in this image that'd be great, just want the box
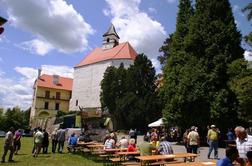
[148,118,165,127]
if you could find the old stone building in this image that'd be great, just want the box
[30,71,73,129]
[70,24,137,116]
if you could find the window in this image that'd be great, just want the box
[56,92,61,99]
[75,100,78,106]
[44,102,49,109]
[45,91,50,98]
[55,103,60,110]
[107,38,110,42]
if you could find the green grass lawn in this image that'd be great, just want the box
[0,137,104,166]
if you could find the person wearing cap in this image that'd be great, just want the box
[207,124,219,159]
[188,126,200,156]
[234,126,252,163]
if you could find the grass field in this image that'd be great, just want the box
[0,137,104,166]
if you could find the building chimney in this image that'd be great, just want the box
[38,68,42,78]
[53,75,60,85]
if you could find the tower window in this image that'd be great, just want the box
[76,100,78,106]
[107,38,110,42]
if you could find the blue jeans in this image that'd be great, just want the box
[208,140,218,158]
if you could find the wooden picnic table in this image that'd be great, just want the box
[77,141,98,146]
[86,144,104,148]
[86,144,105,153]
[165,161,216,166]
[104,148,128,153]
[135,153,198,166]
[116,151,140,161]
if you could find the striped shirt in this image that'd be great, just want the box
[104,138,115,149]
[158,141,174,155]
[236,135,252,159]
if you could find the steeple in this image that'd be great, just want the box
[102,24,120,50]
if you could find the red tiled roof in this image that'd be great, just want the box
[36,74,73,91]
[75,42,137,68]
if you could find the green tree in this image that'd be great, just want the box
[160,0,194,128]
[162,0,244,131]
[228,60,252,122]
[0,108,6,130]
[122,54,161,130]
[242,2,252,47]
[101,54,161,130]
[100,66,118,128]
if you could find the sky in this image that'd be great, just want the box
[0,0,251,110]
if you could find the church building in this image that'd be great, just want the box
[70,24,137,115]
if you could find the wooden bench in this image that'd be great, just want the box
[150,160,183,166]
[110,157,122,162]
[121,161,141,166]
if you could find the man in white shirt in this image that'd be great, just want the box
[234,126,252,162]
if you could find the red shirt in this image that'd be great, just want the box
[127,144,136,152]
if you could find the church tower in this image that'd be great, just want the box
[102,24,120,49]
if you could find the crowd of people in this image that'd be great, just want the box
[102,128,174,161]
[1,124,252,165]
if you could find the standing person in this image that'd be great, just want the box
[187,126,200,155]
[32,128,37,154]
[234,126,252,162]
[150,128,158,146]
[1,127,15,163]
[42,129,49,154]
[183,129,190,152]
[133,129,137,144]
[207,124,219,159]
[13,129,22,155]
[51,128,58,153]
[33,127,43,157]
[56,125,66,153]
[129,129,135,139]
[226,128,235,141]
[157,136,174,155]
[217,146,239,166]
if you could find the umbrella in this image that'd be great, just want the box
[148,118,165,127]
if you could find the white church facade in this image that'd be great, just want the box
[70,24,137,114]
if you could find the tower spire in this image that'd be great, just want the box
[102,24,120,49]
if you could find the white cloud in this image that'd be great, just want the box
[244,50,252,61]
[40,65,74,78]
[167,0,176,4]
[0,65,73,109]
[104,0,166,70]
[19,39,53,55]
[2,0,94,55]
